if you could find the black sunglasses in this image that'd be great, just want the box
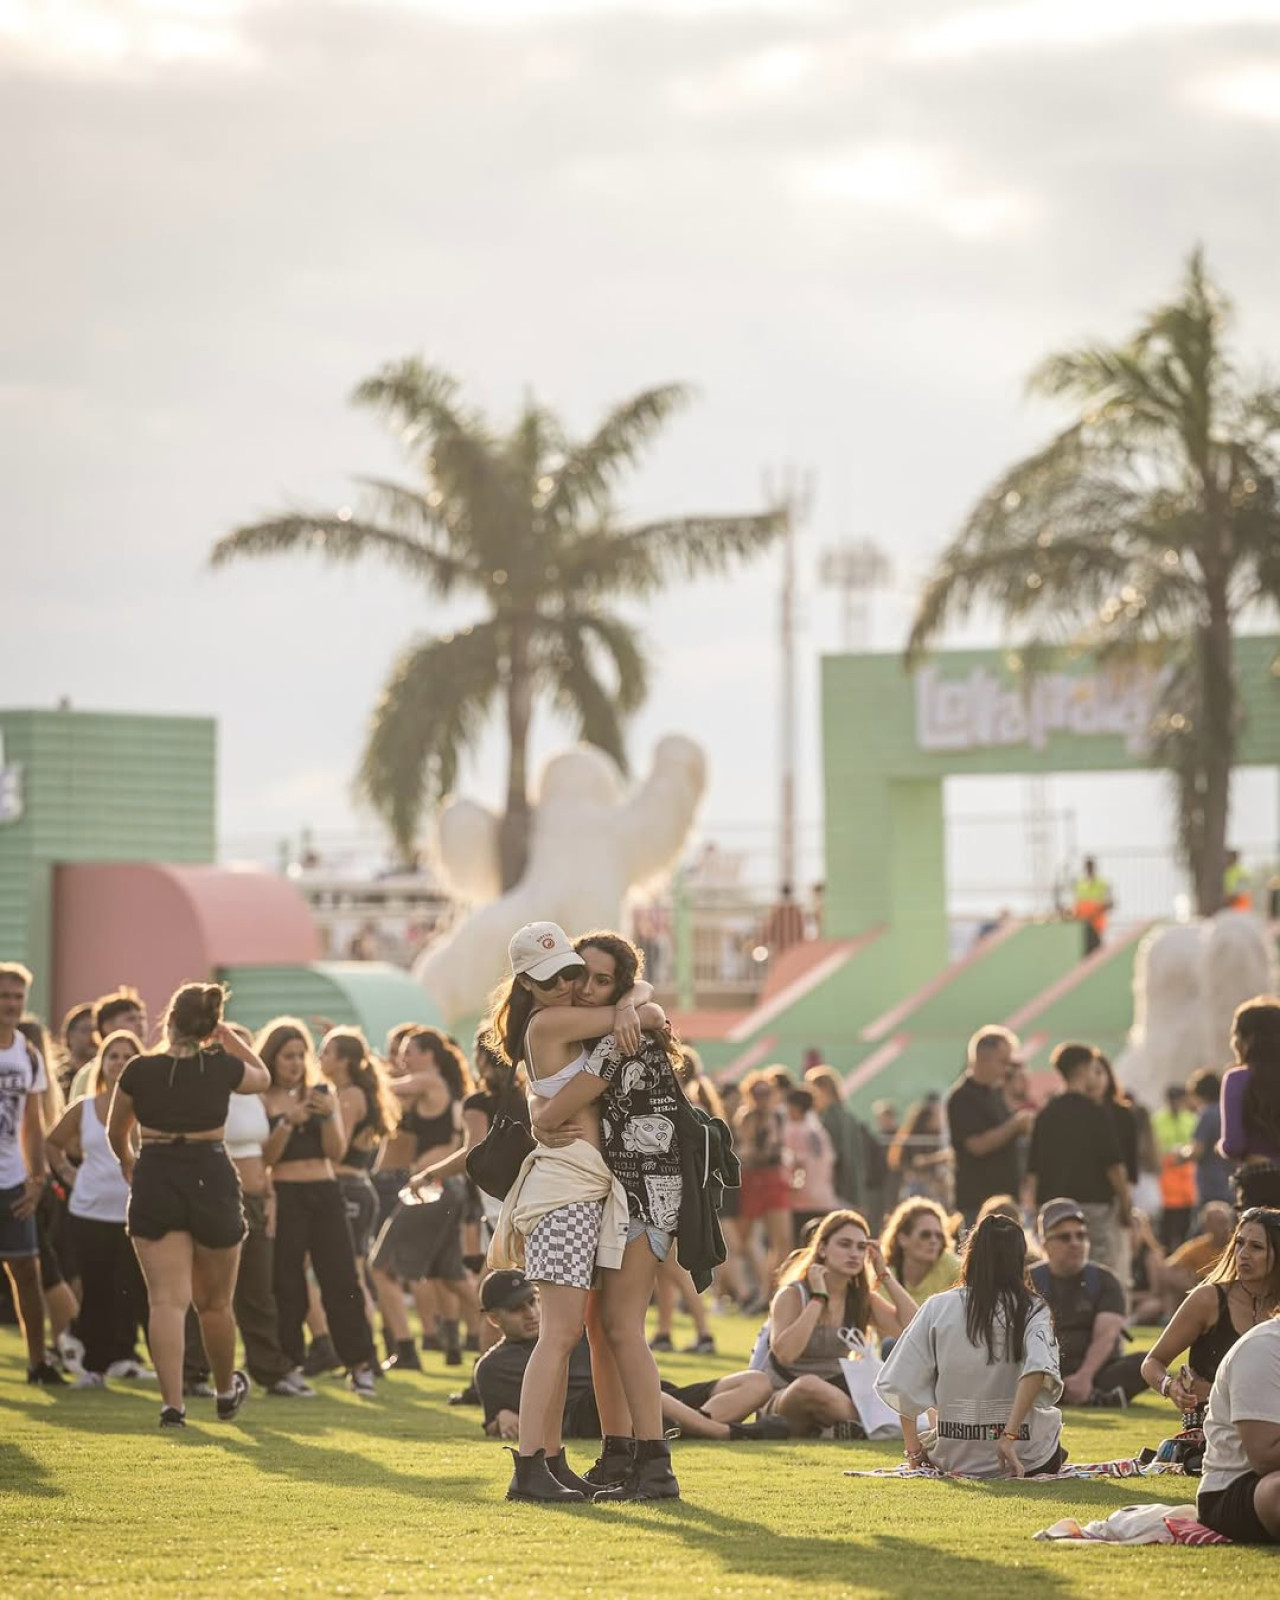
[526,965,585,992]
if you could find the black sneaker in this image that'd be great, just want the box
[444,1346,463,1367]
[27,1361,67,1387]
[159,1405,187,1429]
[216,1370,249,1421]
[448,1382,480,1407]
[302,1334,342,1376]
[648,1334,674,1353]
[683,1334,716,1355]
[1085,1385,1128,1410]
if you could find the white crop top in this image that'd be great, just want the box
[526,1045,589,1100]
[224,1092,270,1158]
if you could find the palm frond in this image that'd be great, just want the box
[556,610,650,715]
[357,623,503,856]
[542,384,692,523]
[560,511,784,597]
[208,514,473,595]
[544,625,629,770]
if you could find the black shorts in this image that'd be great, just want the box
[36,1182,71,1286]
[127,1143,246,1250]
[339,1172,378,1259]
[370,1178,465,1283]
[661,1378,719,1412]
[1199,1473,1278,1544]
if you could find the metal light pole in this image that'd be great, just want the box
[766,468,814,896]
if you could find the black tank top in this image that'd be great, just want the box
[1188,1286,1243,1382]
[270,1113,326,1163]
[342,1088,381,1171]
[399,1100,455,1158]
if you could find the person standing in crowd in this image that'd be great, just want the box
[1086,1055,1139,1294]
[877,1213,1064,1477]
[756,1209,916,1435]
[1143,1208,1280,1427]
[108,982,269,1426]
[369,1027,477,1370]
[527,928,689,1502]
[0,964,64,1386]
[1024,1043,1129,1273]
[57,1005,97,1100]
[45,1029,149,1386]
[17,1015,78,1367]
[71,989,147,1103]
[946,1026,1032,1228]
[1152,1085,1198,1251]
[1072,856,1113,957]
[1223,849,1252,911]
[804,1066,864,1212]
[783,1087,837,1242]
[321,1027,398,1338]
[880,1198,961,1308]
[759,884,806,962]
[887,1095,952,1207]
[735,1071,794,1306]
[259,1018,379,1397]
[1220,997,1280,1211]
[1196,1303,1280,1545]
[1186,1070,1233,1211]
[485,921,654,1503]
[1030,1199,1147,1407]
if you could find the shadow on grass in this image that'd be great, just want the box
[588,1500,1086,1597]
[215,1415,484,1500]
[0,1439,63,1498]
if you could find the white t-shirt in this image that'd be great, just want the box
[1199,1318,1280,1498]
[0,1034,48,1190]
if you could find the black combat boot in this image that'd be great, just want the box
[582,1434,636,1490]
[506,1447,587,1503]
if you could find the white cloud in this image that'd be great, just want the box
[904,0,1280,59]
[1189,62,1280,123]
[0,0,256,72]
[793,142,1040,239]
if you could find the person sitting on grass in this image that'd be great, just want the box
[1197,1300,1280,1544]
[880,1198,961,1307]
[472,1270,786,1445]
[1029,1197,1147,1408]
[876,1213,1064,1477]
[1143,1207,1280,1427]
[760,1209,916,1436]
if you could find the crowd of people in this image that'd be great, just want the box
[3,950,1280,1541]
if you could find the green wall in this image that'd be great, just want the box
[0,710,215,1014]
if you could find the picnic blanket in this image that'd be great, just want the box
[844,1458,1186,1482]
[1034,1504,1230,1545]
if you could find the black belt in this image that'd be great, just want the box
[140,1138,226,1151]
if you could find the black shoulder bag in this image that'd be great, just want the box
[465,1061,535,1201]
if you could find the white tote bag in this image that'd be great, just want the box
[838,1330,904,1440]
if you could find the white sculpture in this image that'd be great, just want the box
[414,736,707,1024]
[1116,910,1277,1104]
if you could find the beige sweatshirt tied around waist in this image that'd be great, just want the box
[489,1139,629,1274]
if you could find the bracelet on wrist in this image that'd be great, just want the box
[811,1290,829,1302]
[1002,1430,1020,1441]
[1159,1374,1172,1398]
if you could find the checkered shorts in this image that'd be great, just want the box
[524,1201,604,1289]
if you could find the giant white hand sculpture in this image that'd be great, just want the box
[413,736,706,1024]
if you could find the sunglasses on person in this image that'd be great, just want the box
[1046,1228,1089,1244]
[526,965,586,991]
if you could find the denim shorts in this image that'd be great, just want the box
[626,1218,674,1261]
[0,1183,39,1260]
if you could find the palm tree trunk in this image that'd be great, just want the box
[1193,586,1235,915]
[499,621,533,890]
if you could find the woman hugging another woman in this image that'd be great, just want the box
[485,922,673,1504]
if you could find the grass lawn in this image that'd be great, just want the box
[1,1313,1274,1597]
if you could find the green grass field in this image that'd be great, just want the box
[1,1313,1274,1597]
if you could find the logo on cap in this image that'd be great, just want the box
[540,934,556,949]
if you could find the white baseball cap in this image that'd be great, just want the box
[508,921,585,983]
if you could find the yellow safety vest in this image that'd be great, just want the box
[1224,863,1252,910]
[1074,877,1111,934]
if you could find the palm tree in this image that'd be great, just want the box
[212,360,781,886]
[907,250,1280,913]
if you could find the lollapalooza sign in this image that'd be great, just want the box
[913,661,1173,757]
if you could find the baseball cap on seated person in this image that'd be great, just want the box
[480,1270,536,1313]
[508,921,585,983]
[1038,1198,1087,1237]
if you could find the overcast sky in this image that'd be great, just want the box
[5,0,1279,897]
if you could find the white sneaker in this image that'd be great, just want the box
[106,1359,157,1381]
[266,1373,318,1398]
[58,1332,86,1375]
[75,1370,105,1389]
[347,1367,376,1398]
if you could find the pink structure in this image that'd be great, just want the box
[53,863,320,1028]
